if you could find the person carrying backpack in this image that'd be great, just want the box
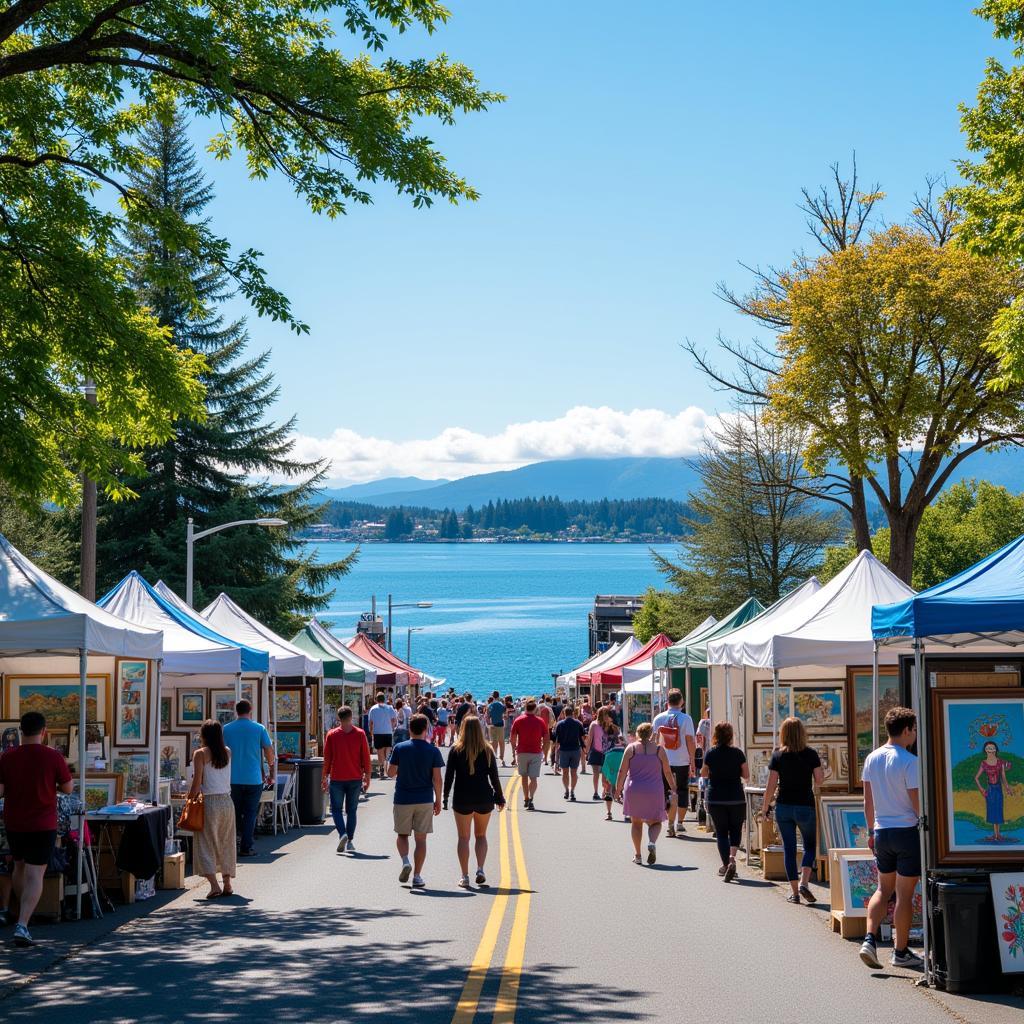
[651,689,696,837]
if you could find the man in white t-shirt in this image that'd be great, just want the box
[652,689,697,837]
[859,706,922,971]
[367,693,398,780]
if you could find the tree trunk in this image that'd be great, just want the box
[849,475,873,552]
[886,507,921,584]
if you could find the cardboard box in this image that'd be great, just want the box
[762,845,787,880]
[159,852,185,890]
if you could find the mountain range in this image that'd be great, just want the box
[318,448,1024,511]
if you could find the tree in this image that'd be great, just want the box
[0,482,76,581]
[384,509,412,541]
[631,587,705,644]
[0,1,500,505]
[95,113,355,634]
[654,411,843,619]
[692,164,1024,582]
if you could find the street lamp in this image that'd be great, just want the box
[385,593,432,652]
[407,626,425,666]
[185,517,287,607]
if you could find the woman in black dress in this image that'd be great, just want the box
[443,715,506,888]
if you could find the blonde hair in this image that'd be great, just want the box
[454,715,493,774]
[779,716,807,754]
[635,721,653,742]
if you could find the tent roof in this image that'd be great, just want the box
[557,641,622,686]
[706,577,822,667]
[653,597,766,669]
[725,551,914,670]
[100,572,268,675]
[872,533,1024,646]
[0,534,163,662]
[197,591,323,678]
[594,633,674,685]
[291,619,375,682]
[575,636,644,685]
[345,633,420,686]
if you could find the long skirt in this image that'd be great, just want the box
[194,792,237,876]
[985,782,1004,825]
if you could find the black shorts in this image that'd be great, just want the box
[7,829,57,867]
[452,803,496,816]
[874,826,921,877]
[664,765,690,803]
[373,734,393,750]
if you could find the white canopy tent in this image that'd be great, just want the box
[0,534,164,918]
[621,615,719,688]
[556,642,621,690]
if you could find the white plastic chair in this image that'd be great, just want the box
[274,773,296,833]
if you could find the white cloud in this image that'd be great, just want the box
[289,404,722,485]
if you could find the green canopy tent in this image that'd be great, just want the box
[651,597,765,716]
[291,620,370,727]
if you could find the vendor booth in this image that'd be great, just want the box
[557,640,625,699]
[872,534,1024,993]
[568,637,641,704]
[291,618,375,728]
[595,633,674,731]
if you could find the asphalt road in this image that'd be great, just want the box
[2,759,1022,1024]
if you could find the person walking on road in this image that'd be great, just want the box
[554,704,586,801]
[392,697,411,745]
[701,721,749,882]
[504,696,517,766]
[584,707,617,800]
[614,722,675,864]
[858,707,923,970]
[443,715,506,888]
[511,699,547,810]
[367,693,397,780]
[189,720,237,899]
[321,706,372,853]
[760,717,823,904]
[487,691,508,766]
[389,714,444,889]
[651,689,697,837]
[0,712,73,947]
[222,699,275,858]
[537,696,555,768]
[454,692,475,732]
[436,701,450,746]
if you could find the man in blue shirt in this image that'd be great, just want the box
[388,714,443,888]
[223,699,275,857]
[487,690,507,766]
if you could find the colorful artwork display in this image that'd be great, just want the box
[0,721,20,752]
[212,690,237,726]
[160,696,172,733]
[989,872,1024,973]
[821,797,871,850]
[276,728,303,758]
[114,659,149,746]
[755,683,792,733]
[792,686,845,732]
[936,691,1024,864]
[67,722,108,765]
[73,773,124,811]
[113,750,152,799]
[178,691,206,726]
[839,853,878,915]
[274,689,303,725]
[159,734,189,780]
[849,670,900,785]
[4,675,109,728]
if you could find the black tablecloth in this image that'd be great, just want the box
[114,806,171,879]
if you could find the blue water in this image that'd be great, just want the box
[308,542,675,696]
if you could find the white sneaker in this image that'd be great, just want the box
[399,862,412,883]
[336,835,348,853]
[891,949,924,969]
[12,923,35,947]
[458,875,471,888]
[346,841,356,853]
[411,875,426,888]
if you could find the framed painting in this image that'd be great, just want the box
[276,727,303,758]
[934,689,1024,865]
[838,852,878,916]
[0,720,21,752]
[159,733,189,781]
[847,668,901,787]
[177,690,207,727]
[112,750,152,799]
[4,675,109,729]
[746,746,773,786]
[160,695,172,733]
[67,722,108,765]
[47,730,70,758]
[323,685,344,731]
[73,773,124,811]
[274,688,303,725]
[791,686,845,733]
[989,872,1024,973]
[211,690,237,726]
[755,682,792,733]
[820,796,871,850]
[114,658,150,746]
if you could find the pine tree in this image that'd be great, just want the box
[95,111,355,633]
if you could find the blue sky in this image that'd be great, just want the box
[193,1,1003,484]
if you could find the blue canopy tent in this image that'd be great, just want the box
[871,533,1024,987]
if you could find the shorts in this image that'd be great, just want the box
[489,725,505,744]
[6,829,57,867]
[374,734,394,750]
[452,802,496,816]
[667,765,690,800]
[558,749,581,771]
[587,748,605,767]
[433,726,447,741]
[873,826,921,877]
[517,752,542,779]
[393,728,409,744]
[393,803,434,835]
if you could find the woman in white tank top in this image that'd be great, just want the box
[187,720,237,897]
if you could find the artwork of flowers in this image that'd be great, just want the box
[989,872,1024,973]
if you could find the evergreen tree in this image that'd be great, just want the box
[95,112,355,633]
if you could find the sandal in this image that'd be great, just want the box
[206,890,225,899]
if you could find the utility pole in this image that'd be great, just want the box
[79,378,97,600]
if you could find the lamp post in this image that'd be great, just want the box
[186,517,287,607]
[386,593,433,652]
[407,627,425,666]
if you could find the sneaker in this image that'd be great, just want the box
[666,826,676,839]
[475,869,486,886]
[632,854,642,864]
[676,824,686,833]
[718,864,727,876]
[458,875,471,889]
[786,893,801,904]
[336,836,348,853]
[859,937,881,969]
[593,793,602,801]
[399,862,412,884]
[891,949,924,969]
[570,792,577,802]
[647,843,657,865]
[526,800,535,810]
[563,788,569,800]
[723,860,736,883]
[799,884,816,904]
[411,875,426,889]
[346,842,356,853]
[12,924,35,947]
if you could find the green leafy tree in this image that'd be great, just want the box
[0,1,500,505]
[0,483,76,581]
[631,587,706,644]
[95,112,354,634]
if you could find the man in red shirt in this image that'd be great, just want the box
[0,712,73,947]
[320,706,372,854]
[510,699,548,810]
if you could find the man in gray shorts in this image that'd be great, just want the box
[388,714,443,888]
[510,699,547,810]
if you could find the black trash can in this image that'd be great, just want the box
[935,879,1002,994]
[294,758,325,825]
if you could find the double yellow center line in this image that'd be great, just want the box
[451,774,532,1024]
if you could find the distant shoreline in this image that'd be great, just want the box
[300,535,680,545]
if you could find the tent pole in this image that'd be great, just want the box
[319,675,325,754]
[913,639,932,987]
[271,675,278,757]
[725,665,732,726]
[871,641,880,750]
[235,671,242,704]
[772,668,780,747]
[151,659,162,803]
[76,648,87,920]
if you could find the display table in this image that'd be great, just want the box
[87,805,172,903]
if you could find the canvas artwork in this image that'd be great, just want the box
[113,750,152,799]
[756,683,792,733]
[937,691,1024,863]
[274,689,303,724]
[829,803,871,849]
[159,734,189,780]
[323,685,344,731]
[115,659,149,746]
[4,675,109,728]
[0,721,20,752]
[792,687,845,732]
[989,872,1024,973]
[73,774,124,811]
[839,854,878,915]
[67,722,107,764]
[747,746,772,786]
[849,670,901,785]
[160,696,172,733]
[178,691,206,726]
[212,690,237,725]
[277,728,303,758]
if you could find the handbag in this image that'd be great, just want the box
[177,793,205,832]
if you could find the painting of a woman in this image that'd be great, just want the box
[975,741,1018,842]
